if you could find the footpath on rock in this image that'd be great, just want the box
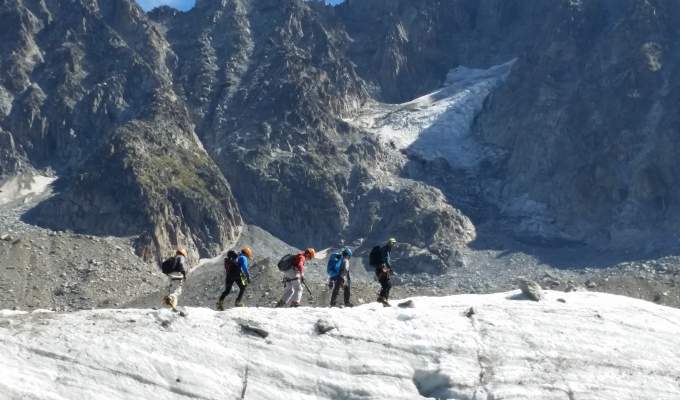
[1,291,679,400]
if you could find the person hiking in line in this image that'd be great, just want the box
[216,247,253,310]
[276,248,316,308]
[328,247,353,307]
[369,238,396,307]
[161,246,189,310]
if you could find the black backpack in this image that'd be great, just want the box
[369,245,382,267]
[225,258,239,275]
[161,256,178,274]
[277,254,295,271]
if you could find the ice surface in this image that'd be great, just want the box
[1,291,679,399]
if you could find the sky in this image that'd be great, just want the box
[136,0,195,11]
[136,0,342,12]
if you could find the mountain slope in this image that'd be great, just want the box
[0,0,241,261]
[1,292,679,399]
[3,0,680,312]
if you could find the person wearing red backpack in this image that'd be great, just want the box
[216,247,253,310]
[275,248,315,307]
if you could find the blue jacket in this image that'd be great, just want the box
[238,254,250,279]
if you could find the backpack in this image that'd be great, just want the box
[369,245,382,267]
[161,256,177,274]
[326,253,343,278]
[224,258,238,274]
[277,254,296,271]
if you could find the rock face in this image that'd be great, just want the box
[1,0,478,273]
[473,0,680,249]
[0,0,241,261]
[2,0,680,270]
[2,292,679,399]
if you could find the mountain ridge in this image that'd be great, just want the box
[2,0,680,284]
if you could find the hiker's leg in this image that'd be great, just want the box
[383,275,392,300]
[329,278,340,306]
[235,279,246,305]
[219,276,235,302]
[292,280,303,304]
[378,274,390,299]
[280,281,295,306]
[344,280,351,305]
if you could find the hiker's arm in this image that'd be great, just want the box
[239,256,251,280]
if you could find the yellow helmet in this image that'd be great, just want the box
[176,246,187,257]
[241,247,253,259]
[304,248,316,259]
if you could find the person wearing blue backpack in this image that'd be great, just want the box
[327,247,353,307]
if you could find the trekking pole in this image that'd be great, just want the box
[302,281,315,301]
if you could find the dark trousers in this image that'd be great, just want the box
[378,273,391,300]
[330,276,351,306]
[219,273,246,304]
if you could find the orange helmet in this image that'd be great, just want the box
[304,248,316,259]
[241,247,253,259]
[176,246,187,257]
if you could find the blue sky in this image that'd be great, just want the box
[136,0,195,11]
[136,0,342,12]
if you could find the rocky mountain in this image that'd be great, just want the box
[2,0,680,310]
[1,0,240,263]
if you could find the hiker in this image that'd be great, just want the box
[328,247,353,307]
[161,246,189,310]
[369,238,396,306]
[276,248,316,308]
[216,247,253,310]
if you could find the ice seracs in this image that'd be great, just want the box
[1,290,679,399]
[350,60,515,168]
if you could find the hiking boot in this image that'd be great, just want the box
[290,302,300,308]
[275,300,285,308]
[216,300,225,311]
[344,302,354,308]
[377,297,391,307]
[164,295,178,310]
[234,301,244,307]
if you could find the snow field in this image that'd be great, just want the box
[0,174,56,207]
[1,291,679,399]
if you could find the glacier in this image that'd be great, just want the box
[1,291,679,399]
[351,61,515,169]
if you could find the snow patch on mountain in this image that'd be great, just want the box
[351,60,515,168]
[0,174,56,207]
[2,291,679,399]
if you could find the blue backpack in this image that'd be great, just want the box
[326,253,343,278]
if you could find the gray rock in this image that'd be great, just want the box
[519,280,543,301]
[315,319,336,335]
[464,307,476,318]
[240,324,269,339]
[397,300,415,308]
